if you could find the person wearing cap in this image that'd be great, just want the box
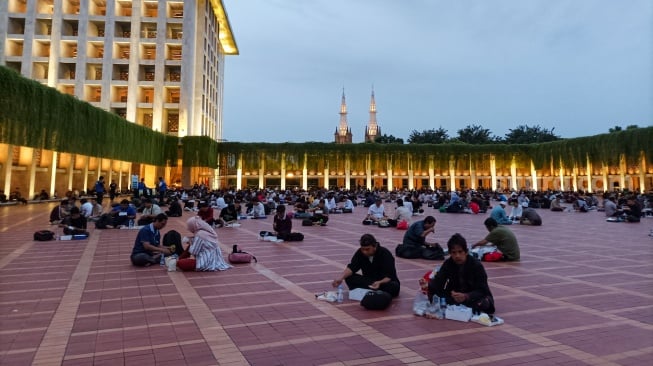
[490,199,513,225]
[473,218,520,261]
[331,233,400,298]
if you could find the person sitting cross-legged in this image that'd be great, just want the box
[130,214,170,267]
[429,233,496,316]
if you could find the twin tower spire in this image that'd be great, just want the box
[334,88,381,143]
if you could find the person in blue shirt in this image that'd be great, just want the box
[490,200,512,225]
[130,214,170,266]
[158,177,167,204]
[110,199,137,227]
[137,178,148,198]
[95,176,105,205]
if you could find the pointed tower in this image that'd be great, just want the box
[364,88,381,142]
[334,88,353,143]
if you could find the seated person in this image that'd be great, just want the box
[248,198,266,219]
[473,218,521,261]
[111,199,137,227]
[49,199,71,224]
[508,200,522,221]
[403,216,438,248]
[0,190,7,202]
[520,207,542,226]
[332,233,400,298]
[550,195,564,212]
[219,203,239,225]
[603,196,618,217]
[165,198,183,217]
[36,189,50,200]
[272,205,304,241]
[429,233,495,315]
[176,216,232,271]
[59,206,89,235]
[138,198,163,226]
[621,196,642,222]
[490,200,513,225]
[341,196,355,213]
[130,214,171,267]
[365,198,387,224]
[325,194,338,213]
[309,199,329,225]
[388,198,412,227]
[197,202,221,227]
[9,188,28,204]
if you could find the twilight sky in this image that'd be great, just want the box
[221,0,652,143]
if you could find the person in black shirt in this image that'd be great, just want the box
[429,233,495,315]
[332,234,400,297]
[59,206,88,235]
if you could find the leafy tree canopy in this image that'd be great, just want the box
[503,124,561,144]
[408,127,449,144]
[454,124,497,144]
[372,134,404,144]
[610,124,640,133]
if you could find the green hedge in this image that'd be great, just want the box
[1,66,650,171]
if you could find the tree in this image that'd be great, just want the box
[372,134,404,144]
[455,124,497,144]
[503,125,561,144]
[609,124,639,133]
[407,127,449,144]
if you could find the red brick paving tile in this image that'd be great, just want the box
[124,354,156,366]
[61,357,95,366]
[0,352,35,366]
[549,324,653,356]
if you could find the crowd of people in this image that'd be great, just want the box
[26,181,653,317]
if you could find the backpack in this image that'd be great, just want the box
[360,290,392,310]
[395,243,423,259]
[302,219,313,226]
[421,244,445,260]
[228,245,257,264]
[163,230,184,256]
[34,230,55,241]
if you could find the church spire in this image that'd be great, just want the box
[335,88,352,143]
[365,87,380,142]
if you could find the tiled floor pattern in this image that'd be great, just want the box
[1,201,652,365]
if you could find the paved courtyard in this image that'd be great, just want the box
[1,200,652,366]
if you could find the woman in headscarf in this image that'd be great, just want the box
[177,216,232,271]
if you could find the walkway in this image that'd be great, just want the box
[1,201,652,365]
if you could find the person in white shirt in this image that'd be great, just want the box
[326,195,337,213]
[341,197,354,212]
[249,198,266,219]
[80,198,93,218]
[366,198,387,223]
[214,195,227,210]
[403,196,414,214]
[389,198,412,227]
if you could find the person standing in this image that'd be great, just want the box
[95,176,106,206]
[130,214,171,267]
[109,180,118,201]
[157,177,167,204]
[331,233,400,298]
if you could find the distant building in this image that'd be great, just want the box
[364,89,381,142]
[334,89,352,143]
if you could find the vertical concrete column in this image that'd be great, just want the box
[258,154,265,189]
[82,157,89,193]
[118,161,123,191]
[280,153,286,190]
[572,166,578,192]
[323,161,329,189]
[366,154,372,190]
[449,158,456,191]
[345,155,351,190]
[510,157,517,191]
[28,148,37,200]
[50,151,58,197]
[302,153,308,190]
[2,144,12,195]
[619,154,626,190]
[639,152,647,193]
[559,163,565,191]
[107,159,114,190]
[470,158,477,190]
[490,155,497,191]
[428,158,434,190]
[236,154,243,190]
[67,155,75,191]
[530,161,538,192]
[586,157,593,193]
[408,170,414,190]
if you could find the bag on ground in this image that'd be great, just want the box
[228,244,257,264]
[34,230,55,241]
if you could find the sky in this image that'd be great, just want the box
[221,0,652,143]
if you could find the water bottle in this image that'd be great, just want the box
[129,219,134,229]
[440,296,447,314]
[160,252,166,266]
[336,284,344,303]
